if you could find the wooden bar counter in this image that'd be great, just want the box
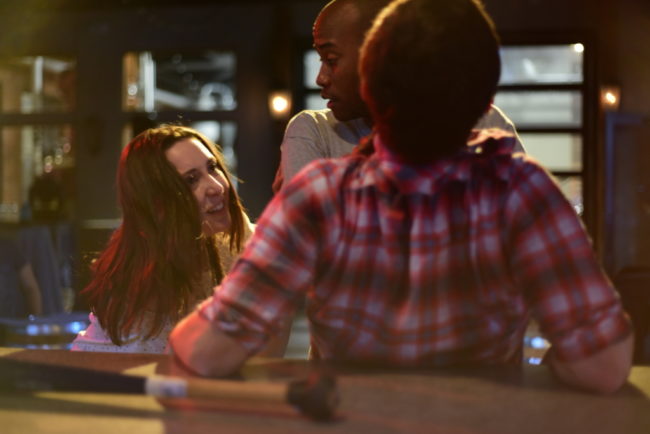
[1,347,649,433]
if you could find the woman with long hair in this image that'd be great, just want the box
[72,125,253,353]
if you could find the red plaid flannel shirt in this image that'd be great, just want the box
[198,130,631,366]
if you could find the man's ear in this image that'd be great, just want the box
[484,100,494,114]
[359,78,369,104]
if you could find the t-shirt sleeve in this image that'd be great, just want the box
[477,105,526,153]
[280,112,329,187]
[504,160,632,361]
[198,161,334,354]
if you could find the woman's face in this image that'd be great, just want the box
[165,137,231,236]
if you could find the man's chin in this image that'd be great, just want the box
[330,107,357,122]
[328,101,366,122]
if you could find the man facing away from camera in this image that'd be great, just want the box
[272,0,525,192]
[171,0,633,394]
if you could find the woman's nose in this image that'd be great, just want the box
[205,175,225,195]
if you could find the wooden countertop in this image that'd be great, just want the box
[1,347,649,433]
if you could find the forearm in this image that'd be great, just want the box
[257,318,292,358]
[169,310,249,377]
[19,264,42,316]
[24,290,43,316]
[547,332,634,394]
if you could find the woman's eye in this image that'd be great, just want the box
[208,161,222,175]
[184,174,198,186]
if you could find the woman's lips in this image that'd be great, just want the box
[205,201,225,213]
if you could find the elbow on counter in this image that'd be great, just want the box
[169,311,249,378]
[548,332,634,394]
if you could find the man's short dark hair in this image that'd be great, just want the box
[360,0,501,163]
[353,0,393,36]
[321,0,392,41]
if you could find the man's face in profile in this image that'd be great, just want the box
[312,3,369,122]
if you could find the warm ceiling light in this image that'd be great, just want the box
[269,90,291,119]
[573,43,584,53]
[272,95,289,112]
[600,85,621,111]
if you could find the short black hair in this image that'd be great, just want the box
[360,0,501,163]
[354,0,393,32]
[320,0,392,41]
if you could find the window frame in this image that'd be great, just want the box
[498,33,597,243]
[0,54,79,223]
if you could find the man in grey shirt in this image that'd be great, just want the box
[273,0,524,192]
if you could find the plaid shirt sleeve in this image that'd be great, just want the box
[505,159,632,361]
[196,160,335,355]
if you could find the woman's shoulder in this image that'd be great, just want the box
[70,312,171,354]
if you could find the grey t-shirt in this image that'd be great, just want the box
[278,105,524,189]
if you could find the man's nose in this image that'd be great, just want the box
[316,64,330,88]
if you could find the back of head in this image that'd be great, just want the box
[28,173,66,222]
[360,0,501,164]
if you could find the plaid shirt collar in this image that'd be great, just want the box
[351,128,519,195]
